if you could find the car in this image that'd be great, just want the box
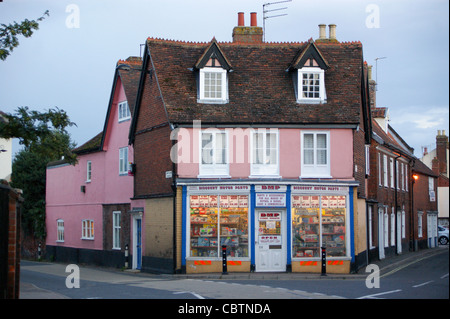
[438,226,449,245]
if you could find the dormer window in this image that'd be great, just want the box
[297,67,326,103]
[195,39,232,104]
[199,67,228,102]
[290,40,329,104]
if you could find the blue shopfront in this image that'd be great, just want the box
[180,182,357,273]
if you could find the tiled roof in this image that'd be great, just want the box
[117,57,142,116]
[145,38,365,125]
[72,131,103,154]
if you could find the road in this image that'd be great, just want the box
[19,247,448,300]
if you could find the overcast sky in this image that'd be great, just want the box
[1,0,448,158]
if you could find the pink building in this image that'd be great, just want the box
[45,57,142,268]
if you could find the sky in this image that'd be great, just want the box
[0,0,448,158]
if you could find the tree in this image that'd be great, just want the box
[1,107,77,239]
[0,106,77,163]
[12,131,77,239]
[0,10,49,61]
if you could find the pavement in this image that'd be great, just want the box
[19,245,448,299]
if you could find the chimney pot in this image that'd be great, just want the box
[328,24,337,40]
[318,24,326,39]
[250,12,257,26]
[238,12,245,26]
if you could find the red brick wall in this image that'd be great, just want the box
[1,183,21,299]
[133,53,175,198]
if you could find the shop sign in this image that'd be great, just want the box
[187,185,250,192]
[259,212,281,221]
[259,235,281,244]
[255,185,287,192]
[292,185,347,193]
[256,193,286,207]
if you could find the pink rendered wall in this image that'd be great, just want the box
[45,76,133,249]
[175,128,354,179]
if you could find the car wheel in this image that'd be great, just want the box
[439,236,449,245]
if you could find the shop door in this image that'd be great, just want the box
[255,211,285,272]
[133,217,142,270]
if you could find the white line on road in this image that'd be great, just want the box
[357,289,402,299]
[173,291,205,299]
[441,273,449,279]
[412,280,434,288]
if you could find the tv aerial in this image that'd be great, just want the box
[263,0,292,42]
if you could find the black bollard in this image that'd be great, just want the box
[321,246,327,276]
[222,245,228,275]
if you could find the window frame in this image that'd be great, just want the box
[119,147,129,175]
[81,219,94,240]
[86,160,92,182]
[296,67,326,104]
[112,211,121,250]
[198,130,229,178]
[300,131,331,178]
[118,101,131,122]
[250,129,280,177]
[198,67,228,104]
[57,219,64,242]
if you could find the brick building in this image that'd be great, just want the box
[128,13,371,274]
[366,68,439,262]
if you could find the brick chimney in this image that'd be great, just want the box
[232,12,263,43]
[435,129,448,177]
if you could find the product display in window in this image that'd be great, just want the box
[190,195,248,258]
[292,196,320,257]
[321,195,346,257]
[292,195,346,258]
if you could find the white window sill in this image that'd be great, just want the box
[248,175,281,179]
[299,175,332,179]
[197,98,229,104]
[197,175,231,179]
[297,99,326,104]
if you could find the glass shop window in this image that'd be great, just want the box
[190,195,249,258]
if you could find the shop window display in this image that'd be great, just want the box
[292,195,346,258]
[190,195,249,258]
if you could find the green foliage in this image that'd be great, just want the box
[11,131,77,239]
[0,106,77,163]
[0,10,49,61]
[2,106,77,239]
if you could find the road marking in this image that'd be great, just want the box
[441,273,449,279]
[357,289,402,299]
[412,280,434,288]
[173,291,205,299]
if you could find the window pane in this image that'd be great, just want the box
[201,133,213,164]
[215,133,227,164]
[253,133,264,164]
[304,134,314,148]
[267,133,277,164]
[190,195,248,258]
[292,196,320,257]
[322,196,346,257]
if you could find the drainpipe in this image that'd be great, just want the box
[394,154,401,255]
[409,158,416,251]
